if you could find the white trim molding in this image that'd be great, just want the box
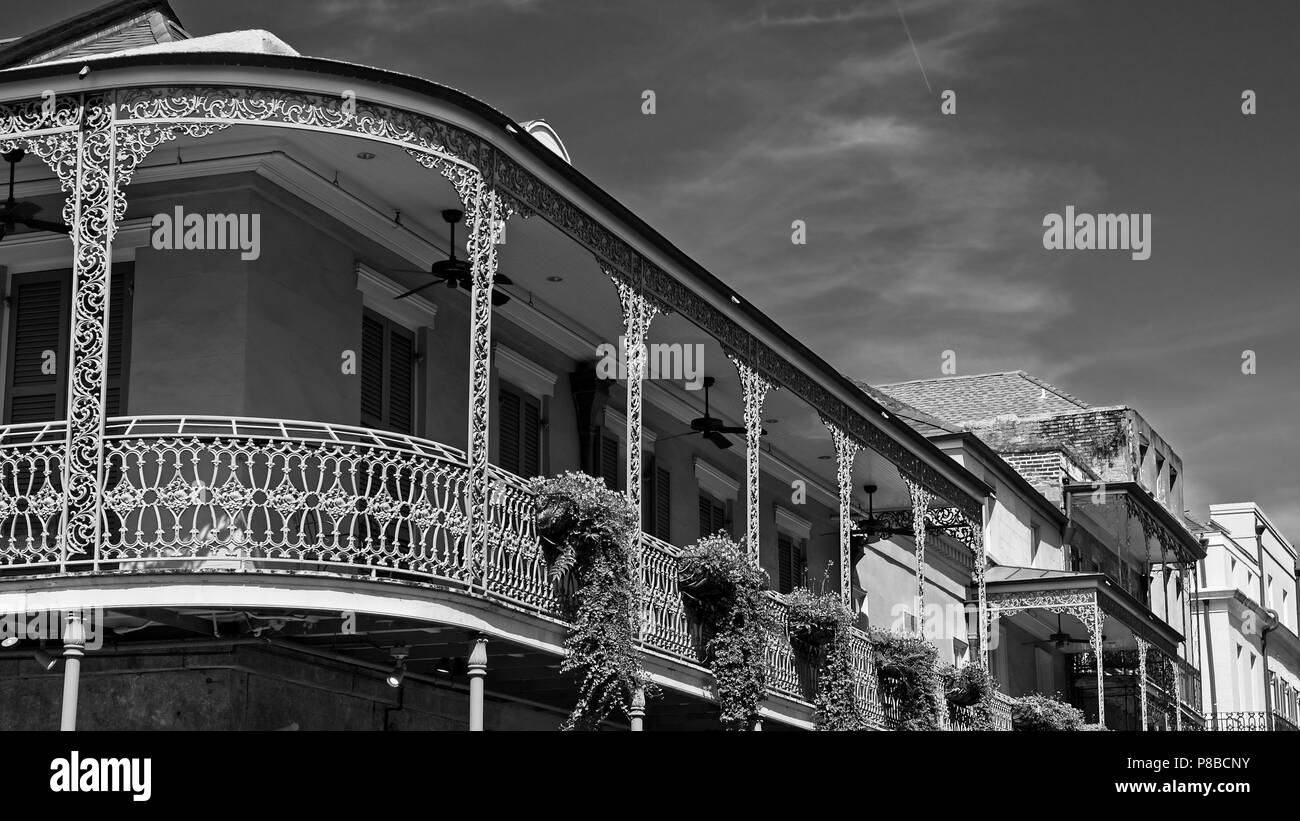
[494,343,557,399]
[356,263,438,330]
[695,456,740,501]
[773,505,812,540]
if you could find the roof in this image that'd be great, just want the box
[0,0,187,69]
[875,371,1092,425]
[852,379,961,436]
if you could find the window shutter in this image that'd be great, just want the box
[777,533,793,594]
[386,324,414,434]
[360,312,385,427]
[655,466,671,542]
[498,388,521,476]
[641,453,654,532]
[105,264,132,416]
[5,271,70,424]
[600,433,619,491]
[699,494,713,538]
[521,394,541,477]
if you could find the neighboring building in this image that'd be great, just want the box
[875,371,1207,729]
[1191,503,1300,730]
[0,0,995,730]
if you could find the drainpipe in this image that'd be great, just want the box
[1256,521,1276,727]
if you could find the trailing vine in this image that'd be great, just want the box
[677,535,775,730]
[868,627,943,730]
[1149,650,1178,727]
[786,588,865,731]
[533,472,648,730]
[940,662,996,730]
[1010,692,1086,731]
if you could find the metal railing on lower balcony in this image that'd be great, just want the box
[0,415,903,725]
[1207,711,1300,731]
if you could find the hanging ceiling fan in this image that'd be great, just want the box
[1021,613,1097,649]
[824,484,965,545]
[389,208,513,306]
[0,149,72,241]
[659,376,748,450]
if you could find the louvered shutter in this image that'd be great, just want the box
[360,311,385,428]
[698,494,713,538]
[105,264,132,416]
[641,452,654,531]
[5,271,70,423]
[600,433,618,490]
[521,394,541,477]
[498,388,521,475]
[777,533,793,594]
[386,323,414,434]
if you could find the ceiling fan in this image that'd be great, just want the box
[825,484,966,546]
[389,208,513,306]
[659,376,747,450]
[1021,613,1099,649]
[0,148,72,241]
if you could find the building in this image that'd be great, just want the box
[0,0,997,730]
[1191,503,1300,730]
[875,371,1207,729]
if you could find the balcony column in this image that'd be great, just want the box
[904,478,933,636]
[59,611,86,731]
[467,634,489,731]
[1135,635,1150,731]
[1086,603,1105,727]
[629,686,646,731]
[819,417,859,608]
[1173,666,1183,731]
[462,181,509,591]
[729,355,773,561]
[968,508,989,666]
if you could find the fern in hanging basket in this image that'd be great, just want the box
[677,535,775,730]
[784,587,847,647]
[784,586,865,730]
[868,627,943,731]
[532,472,649,730]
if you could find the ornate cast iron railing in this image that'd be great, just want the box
[0,416,901,724]
[1208,711,1300,732]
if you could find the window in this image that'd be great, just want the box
[641,452,670,542]
[598,432,619,491]
[1069,545,1083,572]
[497,383,541,478]
[5,265,132,423]
[360,308,415,434]
[698,492,728,538]
[1030,523,1041,565]
[776,532,806,594]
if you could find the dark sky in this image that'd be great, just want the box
[8,0,1299,535]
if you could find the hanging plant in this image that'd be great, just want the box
[868,627,943,731]
[1010,692,1086,731]
[940,662,996,729]
[1149,651,1178,727]
[533,471,648,730]
[677,535,775,730]
[786,587,865,731]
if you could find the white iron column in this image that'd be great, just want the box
[462,181,507,591]
[971,507,989,666]
[630,686,646,731]
[59,611,86,731]
[1089,603,1105,727]
[729,355,773,561]
[1136,635,1149,731]
[468,634,489,731]
[904,478,932,636]
[607,273,660,527]
[820,417,859,608]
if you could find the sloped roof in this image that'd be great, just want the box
[874,371,1091,425]
[852,379,962,436]
[0,0,187,69]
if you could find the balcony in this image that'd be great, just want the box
[0,415,995,728]
[1206,712,1300,732]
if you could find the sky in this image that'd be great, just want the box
[7,0,1299,535]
